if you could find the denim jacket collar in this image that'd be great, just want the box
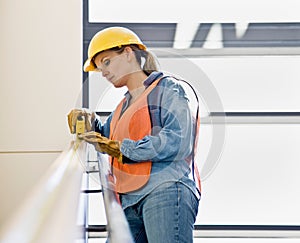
[124,71,163,100]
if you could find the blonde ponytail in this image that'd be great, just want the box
[141,50,160,75]
[129,45,160,75]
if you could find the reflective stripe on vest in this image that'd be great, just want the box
[109,78,161,193]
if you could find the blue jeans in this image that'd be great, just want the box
[123,182,199,243]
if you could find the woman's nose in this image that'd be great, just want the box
[102,69,109,78]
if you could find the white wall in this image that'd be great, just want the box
[0,0,82,225]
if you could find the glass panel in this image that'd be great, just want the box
[88,0,300,23]
[197,124,300,225]
[160,56,300,112]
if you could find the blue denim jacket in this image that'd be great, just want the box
[95,72,200,209]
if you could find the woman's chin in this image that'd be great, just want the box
[112,80,123,88]
[111,78,125,88]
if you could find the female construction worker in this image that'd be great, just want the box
[68,26,201,243]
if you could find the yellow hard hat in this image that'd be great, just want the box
[83,26,147,72]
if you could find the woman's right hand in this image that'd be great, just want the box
[67,109,95,134]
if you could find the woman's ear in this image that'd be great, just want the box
[124,46,134,61]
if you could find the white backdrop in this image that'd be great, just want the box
[88,55,300,225]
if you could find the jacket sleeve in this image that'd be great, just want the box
[120,78,194,163]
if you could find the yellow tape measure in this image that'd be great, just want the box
[76,116,85,134]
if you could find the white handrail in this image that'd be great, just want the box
[97,153,134,243]
[0,141,86,243]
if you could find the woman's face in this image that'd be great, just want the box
[93,47,137,88]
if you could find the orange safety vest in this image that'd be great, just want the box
[110,77,201,194]
[109,79,161,193]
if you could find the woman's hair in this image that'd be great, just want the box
[132,45,160,76]
[92,45,160,75]
[110,45,160,76]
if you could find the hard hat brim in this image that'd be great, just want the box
[83,43,147,72]
[83,58,97,72]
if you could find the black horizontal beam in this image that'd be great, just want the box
[81,189,102,194]
[86,224,300,232]
[83,21,300,48]
[194,224,300,231]
[86,225,107,232]
[96,111,300,117]
[212,112,300,117]
[86,170,100,174]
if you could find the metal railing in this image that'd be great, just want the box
[0,141,86,243]
[96,153,134,243]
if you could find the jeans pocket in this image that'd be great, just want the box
[187,186,200,219]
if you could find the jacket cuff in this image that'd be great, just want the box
[120,139,137,164]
